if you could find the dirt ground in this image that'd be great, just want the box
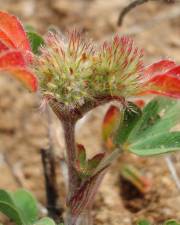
[0,0,180,224]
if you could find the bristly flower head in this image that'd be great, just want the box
[91,36,144,98]
[0,11,180,109]
[34,30,95,105]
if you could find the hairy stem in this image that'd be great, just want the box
[66,210,93,225]
[48,96,126,224]
[62,120,80,199]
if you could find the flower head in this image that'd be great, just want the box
[90,36,144,98]
[34,30,95,105]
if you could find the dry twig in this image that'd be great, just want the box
[117,0,175,26]
[41,148,64,223]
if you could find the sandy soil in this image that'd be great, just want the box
[0,0,180,224]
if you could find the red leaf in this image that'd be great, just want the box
[145,73,180,98]
[0,50,26,68]
[0,29,16,48]
[166,65,180,76]
[0,67,38,92]
[0,11,31,51]
[144,60,176,76]
[0,40,9,51]
[140,65,180,98]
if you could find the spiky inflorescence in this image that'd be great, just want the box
[33,30,144,106]
[33,30,95,105]
[91,36,144,98]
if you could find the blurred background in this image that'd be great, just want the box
[0,0,180,224]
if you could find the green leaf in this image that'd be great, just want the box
[130,132,180,156]
[33,217,56,225]
[0,189,25,225]
[128,97,175,142]
[115,97,180,156]
[164,220,180,225]
[0,189,15,205]
[0,201,24,225]
[27,31,44,54]
[11,189,38,225]
[134,98,179,142]
[115,102,142,145]
[0,189,38,225]
[137,219,151,225]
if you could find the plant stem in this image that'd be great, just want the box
[48,96,126,224]
[66,210,93,225]
[62,120,80,199]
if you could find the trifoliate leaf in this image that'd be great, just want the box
[115,97,180,156]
